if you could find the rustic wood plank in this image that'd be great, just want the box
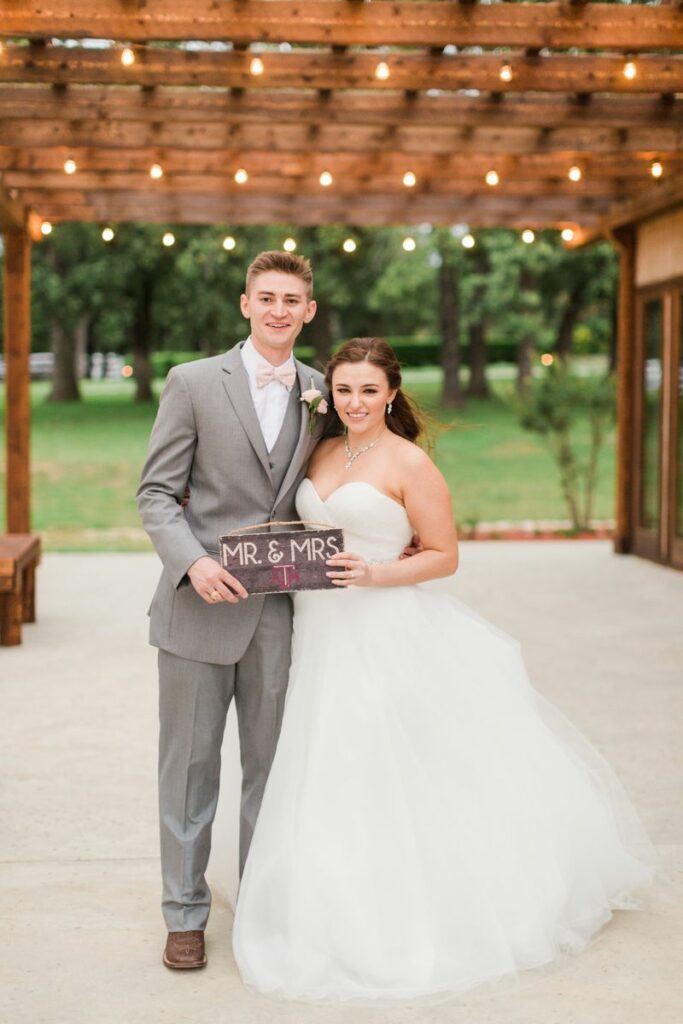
[2,170,634,200]
[1,2,681,50]
[1,86,680,131]
[2,149,680,180]
[1,46,682,94]
[3,230,32,535]
[20,191,609,227]
[2,119,682,155]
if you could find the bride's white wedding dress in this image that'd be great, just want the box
[231,479,656,1001]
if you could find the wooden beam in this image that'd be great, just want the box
[1,86,681,131]
[612,226,636,554]
[1,2,681,50]
[2,119,681,156]
[1,171,636,202]
[592,173,683,232]
[3,147,680,181]
[1,45,682,94]
[2,228,32,534]
[18,191,609,227]
[0,185,25,230]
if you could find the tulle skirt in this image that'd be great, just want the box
[232,582,656,1002]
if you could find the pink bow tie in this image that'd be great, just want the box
[255,360,297,390]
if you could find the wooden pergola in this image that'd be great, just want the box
[1,1,683,556]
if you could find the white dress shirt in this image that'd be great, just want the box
[240,336,297,452]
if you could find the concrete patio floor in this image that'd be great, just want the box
[1,543,681,1024]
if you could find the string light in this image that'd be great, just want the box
[499,62,513,83]
[319,170,333,187]
[623,59,637,80]
[561,227,575,242]
[121,47,135,67]
[462,233,475,249]
[522,229,535,244]
[102,227,115,242]
[283,237,297,252]
[568,165,582,182]
[541,353,555,367]
[342,238,357,253]
[485,170,499,187]
[402,171,417,188]
[402,237,416,252]
[234,168,248,184]
[222,235,236,250]
[150,163,163,179]
[250,56,264,76]
[651,160,663,179]
[63,158,77,175]
[162,232,175,247]
[375,61,390,81]
[40,221,53,236]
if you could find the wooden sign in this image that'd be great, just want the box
[219,525,345,595]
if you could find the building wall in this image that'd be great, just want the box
[635,205,683,287]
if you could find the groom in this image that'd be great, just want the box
[137,251,325,970]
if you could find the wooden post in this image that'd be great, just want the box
[612,225,636,555]
[3,228,32,534]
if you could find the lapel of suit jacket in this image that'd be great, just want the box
[220,342,274,484]
[273,358,318,508]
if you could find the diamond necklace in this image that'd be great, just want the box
[344,428,385,471]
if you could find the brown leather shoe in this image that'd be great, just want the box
[162,930,207,970]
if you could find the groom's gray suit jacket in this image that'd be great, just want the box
[137,341,326,666]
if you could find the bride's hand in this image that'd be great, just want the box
[326,551,372,587]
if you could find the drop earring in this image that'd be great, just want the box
[387,401,393,415]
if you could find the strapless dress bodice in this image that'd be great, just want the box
[295,478,414,564]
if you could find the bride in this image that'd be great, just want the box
[231,336,656,1001]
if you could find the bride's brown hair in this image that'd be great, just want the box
[324,337,425,443]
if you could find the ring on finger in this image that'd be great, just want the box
[210,589,220,600]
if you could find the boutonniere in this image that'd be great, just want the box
[300,378,329,435]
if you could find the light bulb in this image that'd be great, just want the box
[40,221,53,236]
[234,168,248,184]
[499,63,512,83]
[568,165,582,182]
[121,47,135,67]
[541,353,554,367]
[250,56,264,76]
[283,237,297,252]
[150,163,163,179]
[101,227,115,242]
[522,229,535,244]
[403,171,417,188]
[222,235,236,250]
[651,160,663,178]
[319,170,333,187]
[63,158,77,175]
[561,228,575,242]
[162,232,175,247]
[485,170,499,187]
[375,61,390,81]
[342,238,357,253]
[462,233,475,249]
[623,60,637,80]
[402,237,416,252]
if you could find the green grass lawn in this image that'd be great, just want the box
[0,371,615,550]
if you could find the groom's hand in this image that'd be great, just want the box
[400,533,423,559]
[188,556,248,604]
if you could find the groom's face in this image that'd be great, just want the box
[240,271,316,363]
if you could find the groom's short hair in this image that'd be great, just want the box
[246,251,314,298]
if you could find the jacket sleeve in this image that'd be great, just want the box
[136,368,209,588]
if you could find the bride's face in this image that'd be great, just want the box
[331,361,397,438]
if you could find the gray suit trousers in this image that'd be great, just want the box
[158,593,292,932]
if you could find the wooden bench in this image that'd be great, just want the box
[0,534,41,646]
